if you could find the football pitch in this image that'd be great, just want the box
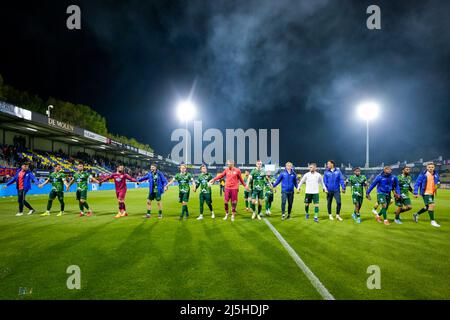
[0,186,449,300]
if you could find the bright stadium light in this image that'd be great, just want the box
[176,100,196,122]
[357,101,379,121]
[176,99,197,164]
[356,101,380,168]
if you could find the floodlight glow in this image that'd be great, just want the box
[176,100,196,122]
[357,102,379,121]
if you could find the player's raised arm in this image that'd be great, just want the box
[209,169,226,184]
[90,176,100,184]
[366,175,380,200]
[137,172,150,183]
[319,174,327,193]
[39,177,50,188]
[4,172,18,189]
[165,177,175,191]
[297,174,306,192]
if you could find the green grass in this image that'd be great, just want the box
[0,186,449,300]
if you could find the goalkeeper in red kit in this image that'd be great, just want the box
[99,165,138,218]
[209,159,249,222]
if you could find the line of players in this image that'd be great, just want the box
[3,159,441,227]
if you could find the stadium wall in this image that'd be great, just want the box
[0,182,149,197]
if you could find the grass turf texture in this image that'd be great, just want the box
[0,186,449,300]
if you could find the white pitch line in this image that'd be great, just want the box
[263,218,335,300]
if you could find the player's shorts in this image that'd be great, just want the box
[423,194,435,206]
[251,189,264,200]
[395,197,411,207]
[244,190,250,199]
[179,191,190,203]
[199,192,212,204]
[377,193,391,206]
[76,189,88,201]
[148,191,161,201]
[352,194,364,206]
[224,188,238,203]
[49,190,64,201]
[265,192,274,203]
[304,193,319,204]
[116,190,127,201]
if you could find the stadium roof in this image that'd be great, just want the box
[0,101,179,166]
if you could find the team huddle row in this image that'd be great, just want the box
[3,159,441,227]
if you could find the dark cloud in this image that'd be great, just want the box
[0,0,448,165]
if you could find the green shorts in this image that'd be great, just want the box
[352,194,364,206]
[199,192,212,204]
[395,197,412,207]
[179,191,190,203]
[49,190,64,201]
[251,189,264,200]
[244,190,250,199]
[304,193,319,204]
[377,193,391,206]
[76,189,88,201]
[423,194,435,206]
[148,191,162,201]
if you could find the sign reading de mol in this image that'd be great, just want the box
[48,118,74,132]
[0,102,32,120]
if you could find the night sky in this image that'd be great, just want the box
[0,0,449,166]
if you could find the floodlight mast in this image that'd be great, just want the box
[176,100,197,164]
[357,102,379,168]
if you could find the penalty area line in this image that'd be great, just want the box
[263,218,335,300]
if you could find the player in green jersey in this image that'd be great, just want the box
[38,164,69,216]
[166,164,194,220]
[346,167,367,224]
[264,171,276,216]
[193,164,215,220]
[243,170,251,212]
[394,166,413,224]
[247,160,271,220]
[67,163,100,217]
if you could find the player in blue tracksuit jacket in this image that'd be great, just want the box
[366,166,400,225]
[323,160,346,221]
[412,163,440,227]
[3,162,39,216]
[137,163,168,219]
[272,162,298,220]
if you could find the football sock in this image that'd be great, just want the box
[79,202,84,211]
[245,200,249,208]
[250,202,256,212]
[147,210,151,214]
[305,205,309,214]
[231,202,237,213]
[314,206,319,218]
[417,207,427,215]
[207,203,213,212]
[224,203,229,214]
[84,202,90,210]
[257,204,262,215]
[47,200,53,211]
[428,210,435,221]
[380,207,387,220]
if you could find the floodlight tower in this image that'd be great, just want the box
[357,102,379,168]
[176,100,196,164]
